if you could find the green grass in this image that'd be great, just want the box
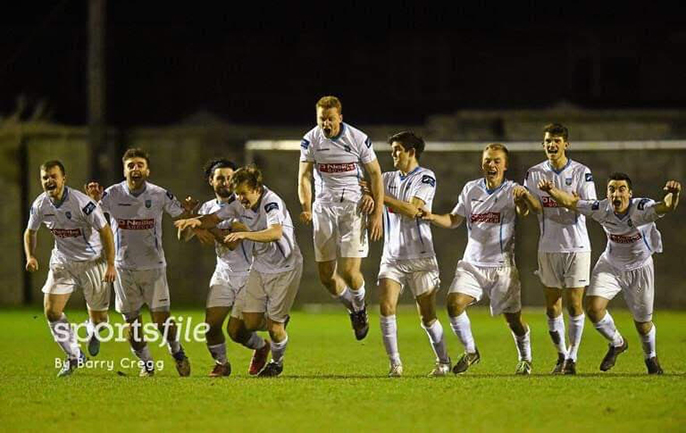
[0,307,684,432]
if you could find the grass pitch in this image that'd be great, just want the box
[0,307,684,432]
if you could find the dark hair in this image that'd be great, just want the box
[543,123,569,141]
[387,131,426,159]
[608,172,632,190]
[483,143,509,163]
[122,148,150,166]
[40,160,65,175]
[230,165,263,191]
[203,158,237,179]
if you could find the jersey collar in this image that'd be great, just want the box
[482,178,507,195]
[613,200,633,219]
[399,166,421,180]
[127,182,148,197]
[327,123,346,141]
[547,158,572,175]
[50,186,70,209]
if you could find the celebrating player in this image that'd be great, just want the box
[175,166,302,377]
[423,144,535,375]
[518,123,596,374]
[297,96,384,340]
[373,132,450,377]
[24,160,116,377]
[85,148,192,377]
[538,174,680,374]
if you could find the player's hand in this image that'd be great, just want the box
[231,221,250,232]
[300,211,312,225]
[420,210,436,222]
[664,180,682,195]
[182,196,199,213]
[513,185,528,202]
[224,231,247,243]
[84,182,104,201]
[538,179,553,192]
[25,257,38,272]
[174,218,202,231]
[359,179,371,195]
[368,211,383,241]
[103,264,116,283]
[193,228,215,245]
[359,195,375,215]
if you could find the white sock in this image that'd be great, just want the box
[270,336,288,365]
[380,315,401,365]
[449,312,476,353]
[167,338,181,355]
[422,320,450,364]
[335,287,355,312]
[511,326,532,362]
[594,311,624,347]
[567,313,585,361]
[132,345,153,363]
[640,325,657,359]
[547,314,568,357]
[86,319,96,338]
[207,342,227,364]
[49,314,80,359]
[244,332,266,350]
[351,284,366,312]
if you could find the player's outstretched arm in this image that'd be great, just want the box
[174,213,221,231]
[225,223,282,244]
[384,194,425,219]
[98,225,117,283]
[298,161,314,224]
[655,180,681,214]
[421,211,464,229]
[364,159,384,241]
[23,228,39,272]
[513,185,535,217]
[538,179,579,210]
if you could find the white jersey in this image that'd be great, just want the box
[382,167,436,260]
[216,186,301,274]
[300,122,377,204]
[27,187,107,265]
[576,197,663,270]
[524,159,596,253]
[100,181,184,270]
[198,197,253,274]
[450,179,518,267]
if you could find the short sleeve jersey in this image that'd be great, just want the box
[197,197,253,274]
[576,197,663,270]
[100,181,184,270]
[524,159,596,253]
[450,179,518,267]
[216,186,301,274]
[382,167,437,260]
[27,187,107,265]
[299,122,377,204]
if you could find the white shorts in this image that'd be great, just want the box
[42,258,111,311]
[114,267,171,319]
[207,266,249,309]
[236,263,302,323]
[312,200,368,262]
[377,256,440,297]
[588,256,655,322]
[449,260,522,316]
[537,252,591,289]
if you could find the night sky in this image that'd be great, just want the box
[2,3,685,127]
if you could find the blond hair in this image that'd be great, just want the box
[316,96,342,114]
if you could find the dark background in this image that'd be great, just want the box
[2,3,685,127]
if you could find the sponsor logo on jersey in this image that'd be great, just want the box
[145,200,152,209]
[264,202,279,213]
[364,138,372,148]
[585,173,593,182]
[318,162,356,173]
[565,177,572,186]
[637,198,649,210]
[83,202,96,215]
[541,196,559,208]
[118,219,155,230]
[65,211,72,219]
[50,228,82,238]
[470,212,501,223]
[421,175,436,187]
[609,232,642,244]
[166,191,174,200]
[300,139,310,150]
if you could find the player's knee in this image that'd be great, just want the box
[44,307,62,322]
[634,321,652,335]
[585,303,603,322]
[205,323,223,339]
[446,302,465,317]
[379,299,396,316]
[420,314,437,328]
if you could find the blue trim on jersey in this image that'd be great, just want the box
[482,179,507,195]
[415,218,425,247]
[240,242,251,264]
[275,240,286,258]
[153,224,160,251]
[641,229,652,252]
[547,159,572,175]
[329,123,346,141]
[399,166,421,181]
[499,216,504,254]
[127,182,148,197]
[51,186,70,209]
[81,230,97,255]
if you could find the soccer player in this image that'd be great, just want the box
[538,174,680,374]
[423,144,534,375]
[175,166,302,377]
[375,131,450,377]
[178,159,270,377]
[519,123,596,374]
[297,96,384,340]
[85,148,192,377]
[24,160,116,377]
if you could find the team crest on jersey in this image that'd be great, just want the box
[627,218,633,228]
[585,173,593,182]
[565,178,572,186]
[343,145,351,153]
[65,211,72,219]
[145,199,152,208]
[264,202,279,213]
[591,201,600,210]
[421,175,436,187]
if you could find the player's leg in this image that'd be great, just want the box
[416,289,450,376]
[45,291,84,376]
[378,278,403,376]
[504,311,532,375]
[624,261,661,374]
[339,257,369,340]
[447,292,479,373]
[82,259,111,357]
[205,306,232,377]
[562,287,585,374]
[227,315,270,375]
[538,252,569,372]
